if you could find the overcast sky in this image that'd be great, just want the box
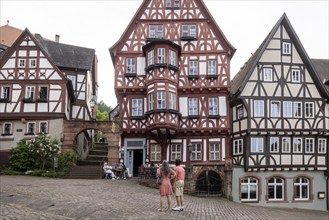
[1,0,328,107]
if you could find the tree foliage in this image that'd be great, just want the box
[9,140,36,171]
[96,100,112,121]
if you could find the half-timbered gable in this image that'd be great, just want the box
[111,0,235,196]
[230,13,329,211]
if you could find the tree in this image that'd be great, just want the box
[96,100,112,121]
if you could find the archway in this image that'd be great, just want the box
[195,170,223,196]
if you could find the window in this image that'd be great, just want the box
[282,137,291,153]
[26,86,35,99]
[293,138,302,153]
[27,122,36,135]
[268,177,284,201]
[191,143,202,160]
[182,24,196,38]
[305,102,314,118]
[148,93,154,111]
[174,0,180,7]
[318,139,326,153]
[283,101,292,117]
[38,86,48,100]
[208,60,216,75]
[171,144,181,161]
[241,177,258,201]
[157,91,166,109]
[294,177,309,200]
[237,107,243,119]
[30,59,36,67]
[148,50,154,66]
[251,137,263,153]
[270,137,279,152]
[126,58,136,74]
[157,48,165,63]
[208,97,218,115]
[19,59,25,67]
[166,0,180,7]
[292,69,300,82]
[39,121,48,134]
[271,101,280,117]
[305,138,314,153]
[132,99,143,116]
[189,61,198,75]
[2,123,12,135]
[293,102,302,118]
[149,24,163,38]
[233,139,243,155]
[188,98,198,115]
[166,0,171,7]
[210,143,220,160]
[254,100,264,117]
[282,42,291,55]
[169,92,176,110]
[67,75,76,90]
[1,86,10,100]
[263,68,273,81]
[150,144,161,161]
[169,50,176,66]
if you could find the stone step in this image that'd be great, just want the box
[63,165,103,179]
[89,149,108,155]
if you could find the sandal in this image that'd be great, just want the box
[158,209,164,212]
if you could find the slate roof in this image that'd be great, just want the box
[35,35,95,71]
[311,59,329,92]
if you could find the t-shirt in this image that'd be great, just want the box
[175,166,185,181]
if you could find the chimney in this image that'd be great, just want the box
[55,34,60,43]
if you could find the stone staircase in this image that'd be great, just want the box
[64,143,108,179]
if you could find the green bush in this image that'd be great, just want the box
[9,140,37,171]
[58,151,78,172]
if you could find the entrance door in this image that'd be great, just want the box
[133,149,143,176]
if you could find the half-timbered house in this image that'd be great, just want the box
[110,0,235,195]
[0,26,98,166]
[230,14,329,211]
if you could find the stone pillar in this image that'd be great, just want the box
[107,120,120,164]
[224,157,233,200]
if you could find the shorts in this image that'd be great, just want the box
[174,180,184,197]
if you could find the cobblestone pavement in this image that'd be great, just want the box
[0,175,328,220]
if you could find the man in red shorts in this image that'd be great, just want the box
[172,159,185,211]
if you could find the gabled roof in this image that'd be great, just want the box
[109,0,235,65]
[231,13,329,99]
[0,24,23,47]
[35,35,95,71]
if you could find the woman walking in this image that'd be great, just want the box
[157,160,176,211]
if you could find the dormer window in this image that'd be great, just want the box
[126,58,136,75]
[182,24,197,40]
[282,42,291,55]
[149,25,163,38]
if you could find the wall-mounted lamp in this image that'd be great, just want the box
[318,192,325,199]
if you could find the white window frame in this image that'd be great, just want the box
[292,69,301,82]
[282,42,291,55]
[149,24,163,38]
[294,177,309,200]
[263,68,273,81]
[132,99,143,116]
[318,139,327,154]
[268,177,284,201]
[25,86,35,99]
[188,98,198,115]
[282,137,291,153]
[157,91,166,109]
[166,0,171,7]
[305,102,314,118]
[305,138,314,153]
[27,122,36,135]
[293,137,302,153]
[19,59,25,67]
[251,137,264,153]
[39,121,48,134]
[30,59,36,67]
[209,143,220,160]
[150,144,161,161]
[208,60,216,75]
[182,24,196,38]
[237,107,243,119]
[271,101,280,117]
[67,75,77,90]
[157,48,165,63]
[169,92,176,110]
[293,102,302,118]
[283,101,292,117]
[148,50,154,66]
[1,86,10,99]
[270,137,279,153]
[174,0,180,7]
[126,58,136,74]
[169,50,176,66]
[241,177,258,201]
[2,122,12,135]
[148,93,154,111]
[171,144,181,161]
[208,97,218,115]
[233,139,243,155]
[254,100,264,117]
[189,60,198,75]
[191,143,202,161]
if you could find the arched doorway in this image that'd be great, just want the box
[195,170,223,196]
